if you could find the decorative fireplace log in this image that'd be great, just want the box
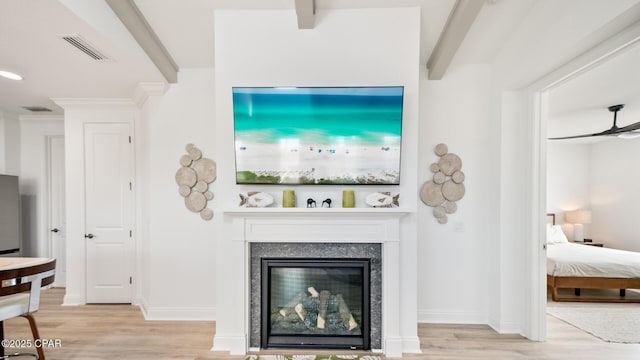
[294,303,307,321]
[279,292,307,318]
[279,311,304,322]
[317,290,331,329]
[276,288,359,331]
[337,294,358,331]
[307,286,319,297]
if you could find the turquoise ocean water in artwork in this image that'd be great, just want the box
[233,87,403,146]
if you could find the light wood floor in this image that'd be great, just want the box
[2,288,639,359]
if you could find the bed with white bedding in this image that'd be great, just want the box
[547,243,640,279]
[546,214,640,302]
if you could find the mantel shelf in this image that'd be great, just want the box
[222,207,414,217]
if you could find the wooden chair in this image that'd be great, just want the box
[0,259,56,360]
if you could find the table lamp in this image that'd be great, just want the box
[564,210,592,242]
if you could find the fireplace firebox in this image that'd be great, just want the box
[261,258,371,350]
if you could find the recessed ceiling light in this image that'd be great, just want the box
[0,70,23,81]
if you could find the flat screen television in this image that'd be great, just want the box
[232,86,404,185]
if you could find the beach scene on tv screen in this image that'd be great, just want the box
[233,86,403,185]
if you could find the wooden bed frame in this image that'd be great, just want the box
[546,213,640,303]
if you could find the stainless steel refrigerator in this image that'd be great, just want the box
[0,174,21,256]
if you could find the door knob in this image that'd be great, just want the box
[51,228,60,233]
[84,233,95,239]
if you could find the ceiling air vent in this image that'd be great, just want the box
[23,106,53,112]
[60,35,111,61]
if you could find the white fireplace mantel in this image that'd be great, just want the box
[212,207,418,358]
[226,208,410,244]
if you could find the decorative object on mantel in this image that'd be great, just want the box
[420,143,465,224]
[239,192,274,208]
[283,190,296,208]
[175,143,216,220]
[307,198,317,208]
[365,192,399,208]
[342,190,355,208]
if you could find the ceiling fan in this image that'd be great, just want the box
[549,104,640,140]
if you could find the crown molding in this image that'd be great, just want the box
[133,82,169,107]
[51,98,136,109]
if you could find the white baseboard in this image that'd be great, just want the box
[143,306,216,321]
[488,318,520,334]
[384,336,404,358]
[384,336,423,356]
[402,336,422,354]
[212,334,247,355]
[62,293,84,306]
[418,309,486,324]
[421,310,520,334]
[139,295,216,321]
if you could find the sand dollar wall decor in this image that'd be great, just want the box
[175,143,217,221]
[420,143,466,224]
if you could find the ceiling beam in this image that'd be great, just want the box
[106,0,178,83]
[295,0,315,29]
[426,0,484,80]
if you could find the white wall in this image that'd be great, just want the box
[213,7,421,352]
[140,69,217,320]
[19,116,65,257]
[5,2,636,349]
[547,139,640,250]
[484,0,640,340]
[51,0,628,342]
[57,82,218,316]
[138,7,504,336]
[546,142,591,239]
[590,138,640,251]
[419,63,496,324]
[58,101,138,305]
[136,89,153,314]
[1,114,62,259]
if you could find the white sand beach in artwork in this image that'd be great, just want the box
[236,142,401,183]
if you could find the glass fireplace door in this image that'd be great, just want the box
[261,258,370,349]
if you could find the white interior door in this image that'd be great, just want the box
[48,135,66,286]
[84,123,134,303]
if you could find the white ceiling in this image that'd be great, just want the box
[546,43,640,143]
[1,0,640,137]
[0,0,460,115]
[134,0,458,68]
[0,0,164,115]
